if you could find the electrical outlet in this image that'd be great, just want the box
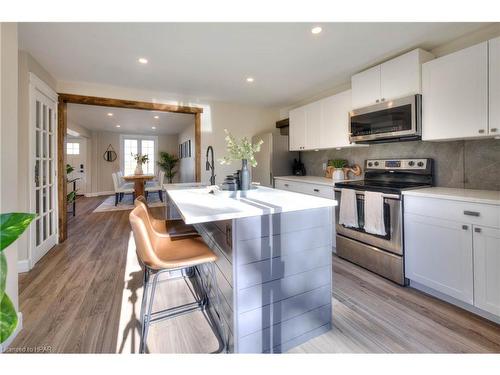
[322,162,327,171]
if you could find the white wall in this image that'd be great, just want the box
[56,81,281,185]
[178,123,195,183]
[0,22,20,328]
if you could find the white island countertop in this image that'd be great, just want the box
[164,184,337,224]
[402,187,500,206]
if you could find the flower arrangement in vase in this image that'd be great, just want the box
[133,153,149,175]
[219,129,263,190]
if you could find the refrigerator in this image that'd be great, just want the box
[251,130,298,187]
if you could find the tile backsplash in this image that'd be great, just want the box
[300,138,500,190]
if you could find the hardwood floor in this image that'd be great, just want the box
[10,197,500,353]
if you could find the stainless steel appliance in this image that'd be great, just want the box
[334,158,433,285]
[349,95,422,144]
[252,130,297,187]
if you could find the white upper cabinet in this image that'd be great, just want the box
[489,36,500,137]
[288,89,355,151]
[304,101,322,150]
[351,65,381,109]
[422,42,489,141]
[351,48,434,109]
[320,90,352,149]
[289,107,306,151]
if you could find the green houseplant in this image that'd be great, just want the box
[328,159,347,181]
[0,213,35,343]
[157,152,179,183]
[219,129,263,191]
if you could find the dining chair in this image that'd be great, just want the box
[145,170,165,202]
[112,172,135,206]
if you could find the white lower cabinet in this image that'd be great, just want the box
[405,213,473,304]
[404,195,500,320]
[473,226,500,316]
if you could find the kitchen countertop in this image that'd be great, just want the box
[402,187,500,205]
[274,175,361,186]
[164,184,337,224]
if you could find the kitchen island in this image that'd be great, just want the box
[164,184,336,353]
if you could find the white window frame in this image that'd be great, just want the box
[66,142,80,155]
[119,134,158,175]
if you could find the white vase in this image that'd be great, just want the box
[332,168,344,181]
[134,163,143,175]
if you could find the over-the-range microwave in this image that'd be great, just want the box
[349,94,421,144]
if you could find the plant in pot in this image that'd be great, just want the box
[132,153,149,175]
[0,212,35,344]
[328,159,347,181]
[219,129,263,191]
[157,152,179,183]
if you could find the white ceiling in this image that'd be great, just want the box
[20,22,492,107]
[67,103,194,135]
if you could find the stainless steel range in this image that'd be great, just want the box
[334,158,433,285]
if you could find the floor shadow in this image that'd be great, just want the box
[118,270,143,354]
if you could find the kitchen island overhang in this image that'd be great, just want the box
[164,184,337,353]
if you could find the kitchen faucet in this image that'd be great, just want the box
[205,145,216,185]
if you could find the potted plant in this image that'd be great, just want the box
[328,159,347,181]
[0,212,35,344]
[133,153,149,175]
[219,129,263,191]
[157,152,179,183]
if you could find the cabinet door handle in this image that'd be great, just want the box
[464,210,480,217]
[474,227,482,233]
[381,98,386,102]
[376,99,380,103]
[462,225,469,230]
[478,129,485,134]
[491,128,498,133]
[313,188,320,192]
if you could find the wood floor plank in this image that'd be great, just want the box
[9,196,500,354]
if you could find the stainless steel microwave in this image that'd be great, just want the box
[349,94,421,144]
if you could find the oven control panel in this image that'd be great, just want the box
[366,159,428,170]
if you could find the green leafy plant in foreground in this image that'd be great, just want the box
[0,213,35,343]
[219,129,263,168]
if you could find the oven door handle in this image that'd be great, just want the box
[334,188,400,200]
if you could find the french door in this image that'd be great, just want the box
[29,74,58,267]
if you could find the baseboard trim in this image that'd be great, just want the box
[410,280,500,325]
[84,191,114,197]
[0,312,22,353]
[17,259,31,273]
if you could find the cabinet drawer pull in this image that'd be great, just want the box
[478,129,485,134]
[474,227,482,233]
[464,210,480,217]
[462,225,469,230]
[284,183,289,187]
[376,99,380,103]
[313,188,320,192]
[491,128,498,133]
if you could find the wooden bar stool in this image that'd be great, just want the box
[134,195,199,239]
[129,203,225,353]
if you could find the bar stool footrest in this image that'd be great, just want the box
[148,299,207,324]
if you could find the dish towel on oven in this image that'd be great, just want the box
[339,188,358,228]
[364,191,386,236]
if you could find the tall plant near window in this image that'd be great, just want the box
[157,152,179,183]
[0,213,35,343]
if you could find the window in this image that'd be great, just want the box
[66,142,80,155]
[120,135,158,176]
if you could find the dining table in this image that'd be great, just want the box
[123,174,155,199]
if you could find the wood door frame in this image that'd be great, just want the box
[57,93,203,243]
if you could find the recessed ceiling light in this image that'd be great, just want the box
[107,113,113,117]
[154,115,159,119]
[116,125,120,128]
[138,57,148,64]
[152,126,156,130]
[311,26,322,34]
[246,77,254,83]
